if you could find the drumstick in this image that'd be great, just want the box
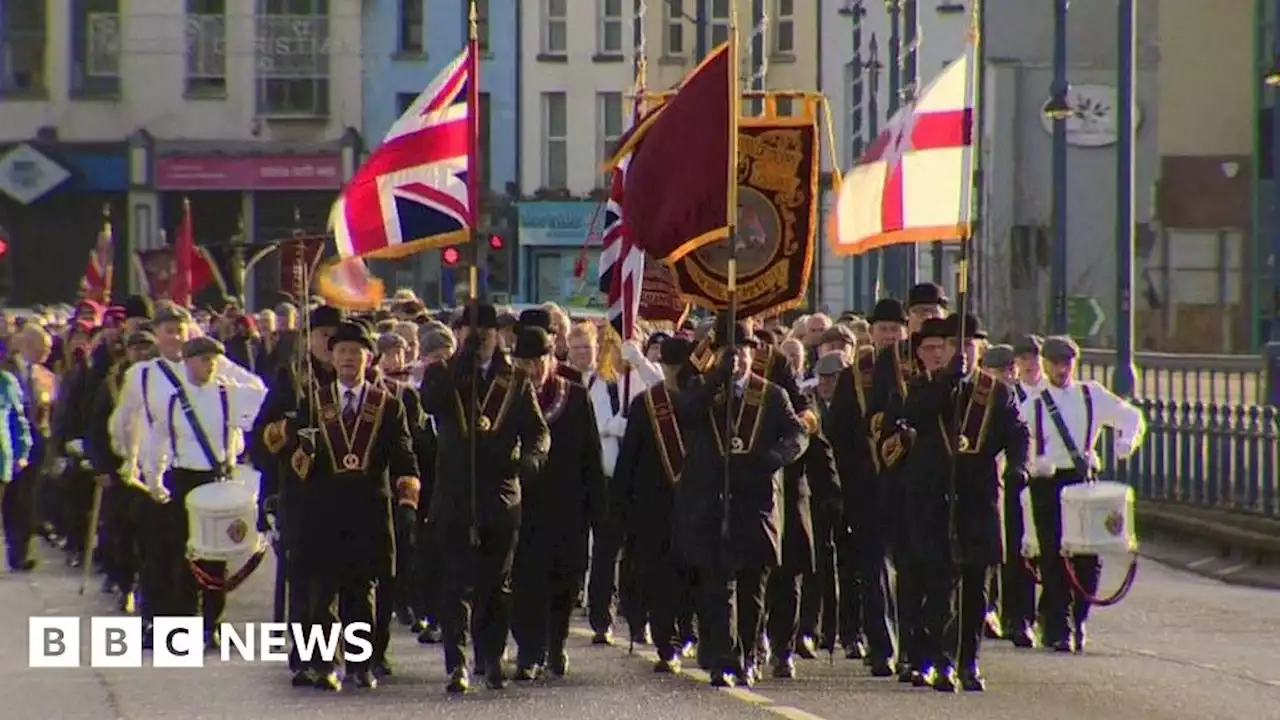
[80,480,105,596]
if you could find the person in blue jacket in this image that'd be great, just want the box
[0,366,33,564]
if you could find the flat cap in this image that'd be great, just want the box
[154,303,193,326]
[422,326,457,354]
[126,330,157,348]
[820,325,857,348]
[980,344,1016,370]
[377,332,407,353]
[814,351,851,376]
[1013,334,1044,357]
[660,336,693,365]
[182,336,225,358]
[1043,335,1079,363]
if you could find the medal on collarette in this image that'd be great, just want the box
[957,436,971,452]
[477,415,492,432]
[730,436,745,452]
[342,453,360,469]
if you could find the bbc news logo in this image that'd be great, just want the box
[29,617,373,668]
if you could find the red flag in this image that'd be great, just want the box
[604,44,731,263]
[79,219,114,303]
[170,200,195,306]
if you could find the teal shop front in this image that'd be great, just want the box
[516,201,606,307]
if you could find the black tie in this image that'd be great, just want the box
[343,390,357,426]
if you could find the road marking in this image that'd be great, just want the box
[1185,556,1218,569]
[723,687,772,704]
[768,707,834,720]
[1217,561,1253,577]
[1264,680,1280,688]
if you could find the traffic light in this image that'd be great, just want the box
[487,234,504,251]
[486,231,511,294]
[442,246,462,266]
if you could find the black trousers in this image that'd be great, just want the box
[154,470,226,629]
[1000,478,1037,634]
[700,563,770,674]
[800,508,841,648]
[393,511,417,615]
[512,544,582,667]
[412,517,441,624]
[307,573,376,673]
[101,481,148,592]
[850,518,895,661]
[587,529,623,633]
[60,467,96,556]
[371,572,393,664]
[891,540,925,668]
[1030,473,1101,643]
[921,560,990,671]
[766,567,803,659]
[437,515,519,673]
[1,463,39,567]
[640,549,696,661]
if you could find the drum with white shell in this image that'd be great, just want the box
[1059,480,1137,556]
[1019,485,1040,558]
[186,468,261,562]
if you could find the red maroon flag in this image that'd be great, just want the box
[170,200,196,306]
[605,43,731,264]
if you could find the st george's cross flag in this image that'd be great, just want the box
[830,46,975,255]
[328,47,475,260]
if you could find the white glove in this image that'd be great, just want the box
[1029,457,1055,478]
[150,484,171,504]
[605,415,628,437]
[52,457,68,475]
[620,341,644,366]
[1114,439,1135,459]
[1084,451,1102,472]
[66,439,85,456]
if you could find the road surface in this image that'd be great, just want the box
[2,544,1278,720]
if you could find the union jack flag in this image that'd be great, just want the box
[329,47,475,259]
[598,98,646,341]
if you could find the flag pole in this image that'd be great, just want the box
[721,8,741,543]
[101,203,114,304]
[466,0,482,548]
[622,28,649,413]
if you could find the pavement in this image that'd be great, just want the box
[1137,500,1280,590]
[3,540,1280,720]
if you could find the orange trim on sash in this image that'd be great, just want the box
[317,383,388,472]
[709,374,768,455]
[454,367,514,437]
[645,384,686,483]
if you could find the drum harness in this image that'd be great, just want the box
[1029,386,1137,607]
[157,361,267,593]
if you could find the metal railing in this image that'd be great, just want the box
[1079,349,1280,519]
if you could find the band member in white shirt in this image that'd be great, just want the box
[1012,335,1048,404]
[1019,336,1145,654]
[149,336,267,648]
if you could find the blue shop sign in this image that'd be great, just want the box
[67,150,129,191]
[517,201,598,247]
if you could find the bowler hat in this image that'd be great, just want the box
[328,321,374,352]
[513,327,553,359]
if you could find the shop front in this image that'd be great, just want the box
[0,140,130,305]
[516,201,606,307]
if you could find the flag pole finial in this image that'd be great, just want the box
[468,0,478,41]
[183,196,191,211]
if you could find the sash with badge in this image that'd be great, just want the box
[645,384,686,484]
[305,382,389,478]
[940,371,998,457]
[1033,385,1096,478]
[709,374,767,456]
[875,341,917,470]
[537,376,570,423]
[853,348,884,471]
[453,367,515,437]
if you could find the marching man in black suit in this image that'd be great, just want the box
[674,320,809,688]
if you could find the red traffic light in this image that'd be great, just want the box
[442,246,461,265]
[488,234,504,250]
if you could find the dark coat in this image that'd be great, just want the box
[249,353,336,505]
[419,352,550,535]
[672,371,809,572]
[612,385,681,565]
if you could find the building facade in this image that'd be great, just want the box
[361,0,519,304]
[0,0,364,306]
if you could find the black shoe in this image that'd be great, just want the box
[484,661,508,690]
[796,635,817,660]
[314,672,342,691]
[417,623,442,644]
[844,640,866,660]
[960,667,986,692]
[591,629,614,645]
[547,651,568,677]
[372,661,393,678]
[351,670,377,689]
[897,663,915,683]
[204,630,221,652]
[771,656,796,679]
[739,663,760,687]
[66,553,83,568]
[983,611,1003,639]
[680,640,697,659]
[1052,638,1073,653]
[513,664,541,682]
[410,618,428,634]
[7,558,36,572]
[1009,624,1036,648]
[291,668,319,687]
[445,666,471,694]
[929,666,958,693]
[869,658,895,677]
[653,657,681,673]
[910,668,929,687]
[396,606,416,627]
[709,671,734,687]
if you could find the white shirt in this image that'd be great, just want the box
[338,381,366,414]
[148,366,267,481]
[589,368,654,477]
[1019,379,1146,475]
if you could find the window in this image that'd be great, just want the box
[542,92,568,189]
[542,0,567,55]
[775,96,794,117]
[598,0,623,55]
[709,0,730,48]
[185,0,227,96]
[470,0,490,53]
[71,0,120,97]
[597,92,624,176]
[396,92,417,116]
[0,2,47,95]
[478,93,492,190]
[398,0,424,54]
[845,60,865,161]
[664,0,684,56]
[255,0,330,117]
[774,0,794,55]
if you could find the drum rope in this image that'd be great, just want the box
[1062,551,1138,607]
[187,543,269,593]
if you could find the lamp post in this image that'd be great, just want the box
[867,33,884,302]
[1046,0,1071,334]
[1264,0,1280,406]
[843,0,869,308]
[696,0,708,60]
[1112,0,1137,397]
